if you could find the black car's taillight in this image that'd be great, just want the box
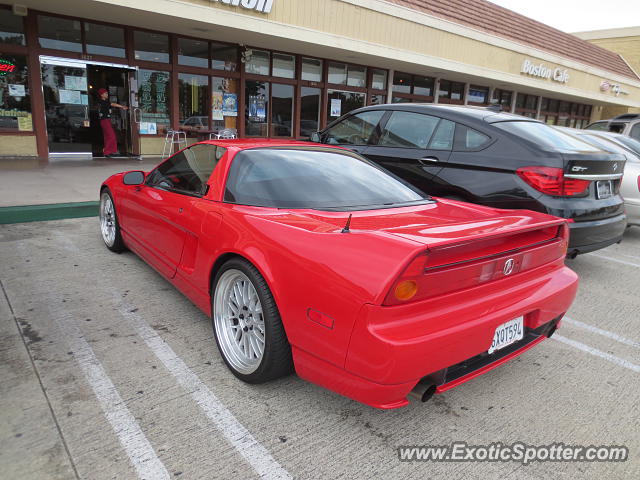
[516,166,590,197]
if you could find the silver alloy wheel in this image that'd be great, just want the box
[100,192,116,247]
[214,269,266,374]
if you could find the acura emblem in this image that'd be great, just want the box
[503,258,515,276]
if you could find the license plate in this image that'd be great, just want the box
[596,180,613,199]
[488,317,524,354]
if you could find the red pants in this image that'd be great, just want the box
[100,118,118,156]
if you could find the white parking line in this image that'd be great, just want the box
[53,309,170,480]
[116,300,292,480]
[587,253,640,268]
[553,335,640,373]
[562,317,640,349]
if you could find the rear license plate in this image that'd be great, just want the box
[488,317,524,354]
[596,180,613,199]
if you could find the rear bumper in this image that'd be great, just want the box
[568,213,626,254]
[294,262,578,409]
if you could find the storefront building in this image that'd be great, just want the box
[1,0,640,159]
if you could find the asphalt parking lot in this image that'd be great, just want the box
[1,218,639,479]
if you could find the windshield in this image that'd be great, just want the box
[493,121,603,152]
[224,148,429,210]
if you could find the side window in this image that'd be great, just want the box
[428,119,455,150]
[323,110,384,145]
[630,124,640,141]
[378,111,439,148]
[146,144,225,195]
[454,124,491,151]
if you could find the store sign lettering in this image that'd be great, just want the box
[600,80,629,96]
[521,59,569,84]
[211,0,274,14]
[0,59,16,75]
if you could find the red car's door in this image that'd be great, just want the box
[124,186,193,278]
[120,144,223,279]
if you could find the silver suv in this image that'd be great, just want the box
[586,113,640,141]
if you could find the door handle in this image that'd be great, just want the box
[418,156,439,164]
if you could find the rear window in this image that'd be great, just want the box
[224,148,428,210]
[613,135,640,157]
[493,121,603,152]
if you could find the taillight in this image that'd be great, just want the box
[516,166,590,196]
[637,175,640,193]
[384,252,428,305]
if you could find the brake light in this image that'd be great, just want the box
[516,166,590,196]
[637,175,640,193]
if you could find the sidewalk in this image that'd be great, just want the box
[0,156,160,207]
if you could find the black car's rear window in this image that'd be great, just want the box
[493,121,604,152]
[224,148,429,210]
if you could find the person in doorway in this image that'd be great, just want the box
[97,88,128,157]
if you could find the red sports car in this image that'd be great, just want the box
[100,140,578,409]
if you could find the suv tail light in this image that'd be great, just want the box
[637,175,640,193]
[516,166,590,196]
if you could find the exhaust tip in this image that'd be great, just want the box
[409,382,437,403]
[565,250,578,260]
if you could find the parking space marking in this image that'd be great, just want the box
[116,299,293,480]
[553,335,640,373]
[51,308,170,480]
[587,253,640,268]
[562,317,640,349]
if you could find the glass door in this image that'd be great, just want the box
[41,57,92,158]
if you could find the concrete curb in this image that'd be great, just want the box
[0,202,99,224]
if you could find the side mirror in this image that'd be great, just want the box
[310,131,322,143]
[123,171,145,185]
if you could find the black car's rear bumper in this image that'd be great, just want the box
[568,213,627,254]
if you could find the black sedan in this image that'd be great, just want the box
[311,104,626,256]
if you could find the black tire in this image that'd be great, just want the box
[211,258,293,384]
[99,188,126,253]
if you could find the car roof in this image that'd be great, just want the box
[349,103,538,124]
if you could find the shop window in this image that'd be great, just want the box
[371,69,387,91]
[38,15,82,52]
[379,111,440,149]
[178,73,209,136]
[323,110,384,145]
[391,97,412,104]
[328,62,348,85]
[84,23,125,58]
[245,80,269,136]
[178,38,208,68]
[526,95,538,110]
[211,77,239,132]
[212,43,238,71]
[301,58,322,82]
[300,87,321,137]
[271,83,293,137]
[438,80,465,104]
[134,31,169,63]
[468,85,489,104]
[138,69,170,134]
[327,90,365,119]
[0,9,25,45]
[272,53,295,79]
[0,54,31,132]
[413,76,434,97]
[245,50,270,76]
[369,94,386,105]
[492,89,512,109]
[392,72,411,94]
[347,65,366,88]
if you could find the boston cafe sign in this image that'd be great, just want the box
[211,0,274,13]
[521,59,569,84]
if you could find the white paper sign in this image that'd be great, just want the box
[59,89,82,105]
[139,122,157,135]
[330,98,342,117]
[64,75,88,91]
[8,84,25,97]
